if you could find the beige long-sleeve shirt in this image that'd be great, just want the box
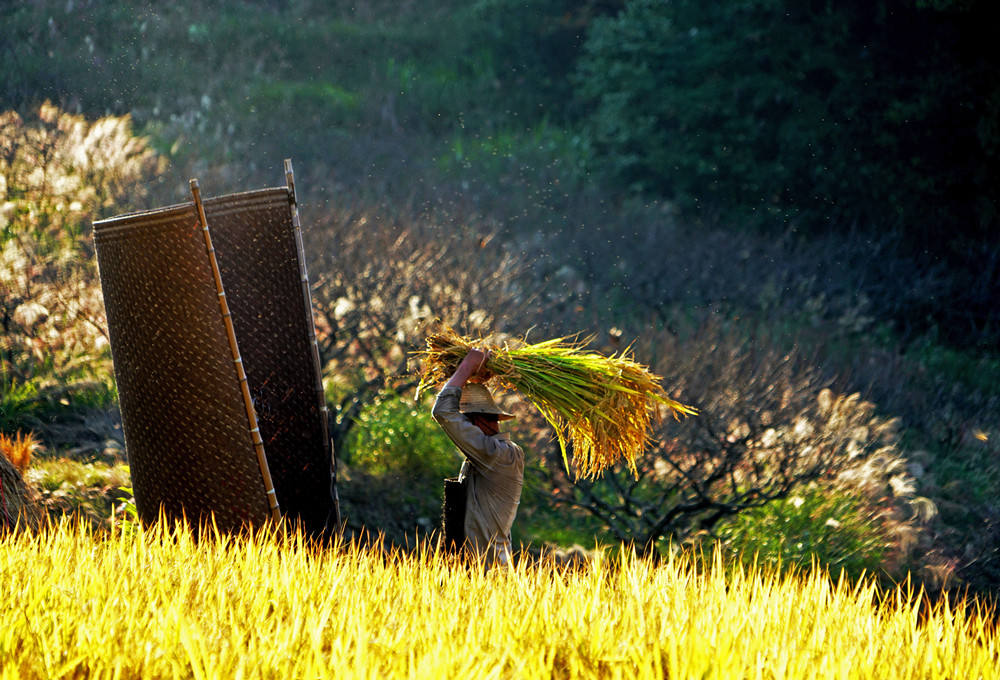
[432,385,523,565]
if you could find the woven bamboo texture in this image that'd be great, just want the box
[93,183,335,534]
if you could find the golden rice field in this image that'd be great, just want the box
[1,521,997,679]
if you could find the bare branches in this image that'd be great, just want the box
[537,321,929,557]
[305,206,542,462]
[2,104,162,438]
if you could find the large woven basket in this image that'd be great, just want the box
[92,161,338,534]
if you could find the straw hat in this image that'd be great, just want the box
[459,383,515,420]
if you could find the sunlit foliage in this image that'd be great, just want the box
[0,103,162,439]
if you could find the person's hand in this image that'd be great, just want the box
[462,348,489,380]
[446,348,491,387]
[473,348,491,373]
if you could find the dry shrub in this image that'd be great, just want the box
[0,430,41,473]
[536,200,961,347]
[838,344,1000,591]
[0,450,41,532]
[304,203,548,460]
[1,102,163,440]
[540,321,935,577]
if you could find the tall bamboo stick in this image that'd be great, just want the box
[190,179,281,524]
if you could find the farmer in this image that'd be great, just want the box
[432,348,523,566]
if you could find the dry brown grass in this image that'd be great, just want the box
[0,446,41,532]
[0,431,40,473]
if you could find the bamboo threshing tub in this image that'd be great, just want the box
[92,161,338,534]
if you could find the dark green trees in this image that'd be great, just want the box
[575,0,1000,245]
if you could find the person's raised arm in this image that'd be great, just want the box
[444,348,491,388]
[434,348,497,466]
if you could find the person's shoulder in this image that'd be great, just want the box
[490,434,523,458]
[431,385,463,417]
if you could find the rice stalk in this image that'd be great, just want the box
[415,327,696,478]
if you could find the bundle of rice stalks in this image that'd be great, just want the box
[0,443,41,533]
[416,327,696,478]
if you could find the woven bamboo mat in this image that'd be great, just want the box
[93,172,336,534]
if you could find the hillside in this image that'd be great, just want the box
[2,0,998,595]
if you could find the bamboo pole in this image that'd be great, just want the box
[284,159,341,531]
[190,178,281,524]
